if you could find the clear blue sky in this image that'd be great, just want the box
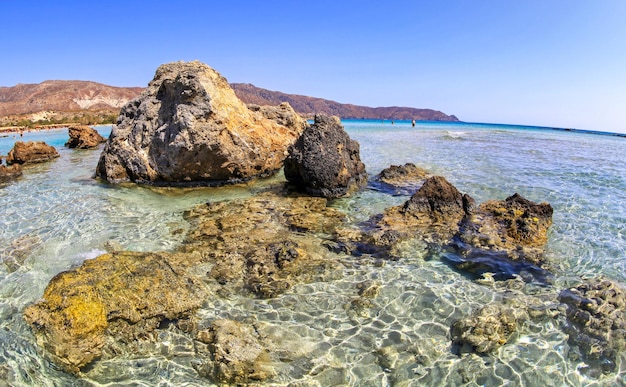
[1,1,625,133]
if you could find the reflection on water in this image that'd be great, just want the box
[0,123,625,385]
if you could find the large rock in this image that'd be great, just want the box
[559,279,626,376]
[65,125,106,149]
[6,141,59,165]
[23,251,209,374]
[95,61,305,185]
[0,163,22,184]
[284,114,367,198]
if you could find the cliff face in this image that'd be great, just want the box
[0,80,458,122]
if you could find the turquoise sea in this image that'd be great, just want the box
[0,121,625,386]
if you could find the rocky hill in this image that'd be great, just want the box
[231,83,458,121]
[0,80,458,124]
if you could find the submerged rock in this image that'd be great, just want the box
[6,141,59,165]
[284,114,367,198]
[181,189,346,298]
[197,319,275,384]
[95,61,305,185]
[451,302,528,354]
[65,125,106,149]
[374,163,430,195]
[23,251,209,374]
[559,278,626,376]
[0,163,22,184]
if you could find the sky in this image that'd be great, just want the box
[1,0,625,134]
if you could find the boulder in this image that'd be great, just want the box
[23,251,209,374]
[95,61,305,185]
[284,114,367,198]
[65,125,106,149]
[559,279,626,376]
[6,141,59,165]
[349,176,474,256]
[374,163,430,195]
[0,163,22,184]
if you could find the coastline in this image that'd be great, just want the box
[0,123,82,135]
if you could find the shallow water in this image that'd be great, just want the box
[0,122,625,386]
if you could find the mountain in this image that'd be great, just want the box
[0,80,143,116]
[0,80,458,123]
[231,83,458,121]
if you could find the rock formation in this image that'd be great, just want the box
[0,163,22,184]
[65,125,106,149]
[559,278,626,376]
[180,189,346,298]
[284,114,367,198]
[95,61,305,185]
[374,163,430,195]
[6,141,59,165]
[23,251,209,374]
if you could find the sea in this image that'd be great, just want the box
[0,120,625,386]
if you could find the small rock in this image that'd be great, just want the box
[65,125,106,149]
[6,141,59,165]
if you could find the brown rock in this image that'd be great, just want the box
[95,61,305,185]
[0,163,22,184]
[65,125,106,149]
[23,251,208,374]
[376,163,430,193]
[6,141,59,165]
[181,190,346,298]
[199,319,275,384]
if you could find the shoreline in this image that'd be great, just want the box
[0,123,87,135]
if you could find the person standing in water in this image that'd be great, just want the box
[412,119,416,127]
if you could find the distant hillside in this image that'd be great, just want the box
[0,80,458,125]
[0,80,143,116]
[231,83,458,121]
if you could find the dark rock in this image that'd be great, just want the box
[65,125,106,149]
[559,279,626,376]
[284,114,367,198]
[95,61,305,185]
[0,163,22,184]
[373,163,430,195]
[6,141,59,165]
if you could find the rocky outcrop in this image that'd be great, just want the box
[95,61,305,185]
[23,251,209,374]
[334,176,553,282]
[6,141,59,165]
[0,163,22,184]
[284,114,367,198]
[374,163,430,195]
[180,189,346,298]
[65,125,106,149]
[559,279,626,376]
[23,185,348,375]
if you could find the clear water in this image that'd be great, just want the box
[0,122,625,386]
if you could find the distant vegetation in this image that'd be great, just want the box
[1,111,119,129]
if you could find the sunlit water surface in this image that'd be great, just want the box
[0,122,625,386]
